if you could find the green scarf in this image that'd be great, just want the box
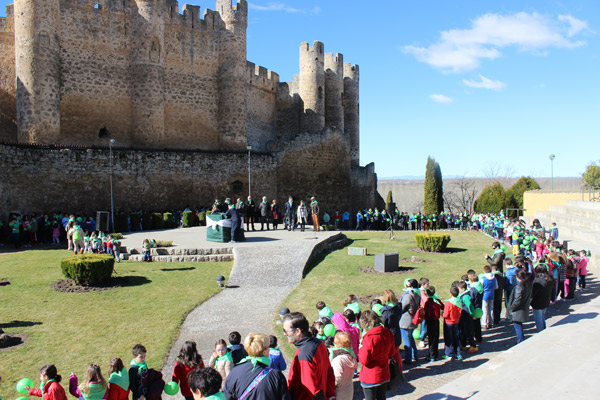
[216,351,233,364]
[328,347,356,361]
[40,379,56,400]
[316,333,327,341]
[109,369,130,391]
[130,359,148,375]
[345,302,360,314]
[449,296,463,309]
[238,356,270,370]
[470,280,483,294]
[205,393,225,400]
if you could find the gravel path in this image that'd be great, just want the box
[160,231,340,399]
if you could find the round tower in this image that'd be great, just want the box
[14,0,61,144]
[343,63,359,167]
[130,0,165,147]
[324,53,344,130]
[299,41,325,134]
[217,0,248,150]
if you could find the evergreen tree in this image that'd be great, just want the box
[424,156,443,214]
[385,190,394,212]
[474,183,507,214]
[506,176,541,210]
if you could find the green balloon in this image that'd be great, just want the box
[412,328,420,341]
[17,378,33,394]
[164,381,179,395]
[473,308,483,319]
[324,323,336,337]
[17,397,29,400]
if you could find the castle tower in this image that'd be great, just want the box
[130,0,165,146]
[217,0,248,150]
[14,0,61,144]
[299,41,325,134]
[324,53,344,130]
[343,63,359,167]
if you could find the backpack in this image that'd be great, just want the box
[73,227,82,241]
[409,291,425,325]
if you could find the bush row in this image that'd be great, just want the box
[113,212,209,232]
[414,233,451,252]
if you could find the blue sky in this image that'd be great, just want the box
[2,0,598,179]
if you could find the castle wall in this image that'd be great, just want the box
[0,5,16,142]
[0,143,277,215]
[245,62,278,151]
[57,0,134,146]
[276,127,352,213]
[350,162,383,211]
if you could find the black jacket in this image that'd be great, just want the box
[224,361,290,400]
[509,281,533,323]
[486,251,506,273]
[380,304,402,346]
[530,275,554,310]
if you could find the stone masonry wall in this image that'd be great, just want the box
[0,5,16,142]
[0,143,277,215]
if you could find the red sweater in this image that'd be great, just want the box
[172,361,204,397]
[30,381,68,400]
[442,298,462,325]
[107,384,129,400]
[358,325,402,385]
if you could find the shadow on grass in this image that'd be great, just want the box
[160,267,196,272]
[444,247,468,253]
[112,276,152,287]
[0,320,42,329]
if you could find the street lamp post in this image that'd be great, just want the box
[109,139,116,232]
[247,145,252,198]
[549,154,555,191]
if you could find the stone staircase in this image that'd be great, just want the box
[532,199,600,264]
[119,246,233,262]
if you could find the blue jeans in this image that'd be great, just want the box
[419,320,427,341]
[513,321,525,344]
[443,323,461,357]
[400,328,418,362]
[532,308,546,332]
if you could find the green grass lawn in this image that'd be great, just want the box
[276,230,495,356]
[0,250,232,399]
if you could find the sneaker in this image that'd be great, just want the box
[441,355,453,361]
[468,347,478,353]
[429,358,436,363]
[456,354,464,360]
[460,345,469,351]
[418,341,426,349]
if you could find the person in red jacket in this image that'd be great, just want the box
[107,358,130,400]
[27,364,68,400]
[358,310,402,400]
[283,312,335,400]
[172,341,205,400]
[442,285,463,361]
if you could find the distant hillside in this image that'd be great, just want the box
[378,177,582,213]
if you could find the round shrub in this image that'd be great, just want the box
[61,254,115,286]
[415,233,451,252]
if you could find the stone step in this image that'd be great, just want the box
[565,199,600,210]
[536,211,600,231]
[126,254,233,262]
[549,202,600,220]
[120,246,233,256]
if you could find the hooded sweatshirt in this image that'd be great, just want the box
[331,313,360,358]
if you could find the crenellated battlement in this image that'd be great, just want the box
[300,40,324,56]
[246,62,279,91]
[343,63,359,79]
[324,52,344,69]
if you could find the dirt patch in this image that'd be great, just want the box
[0,278,10,286]
[400,256,431,263]
[358,265,414,276]
[0,333,27,351]
[358,293,384,305]
[410,247,445,255]
[52,279,119,293]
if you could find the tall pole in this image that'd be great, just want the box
[247,145,252,198]
[549,154,555,191]
[110,139,116,232]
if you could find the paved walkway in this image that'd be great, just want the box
[157,227,341,400]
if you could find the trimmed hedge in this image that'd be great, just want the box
[152,213,165,230]
[197,211,206,226]
[182,211,194,227]
[61,254,115,286]
[130,214,141,232]
[112,233,124,240]
[142,213,153,231]
[115,214,129,233]
[415,233,451,252]
[163,212,173,229]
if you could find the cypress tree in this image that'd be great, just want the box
[424,156,443,214]
[386,190,393,210]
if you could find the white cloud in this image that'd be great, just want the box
[462,74,506,90]
[558,15,592,37]
[429,94,454,104]
[248,2,303,13]
[404,12,589,73]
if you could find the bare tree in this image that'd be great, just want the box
[483,162,515,188]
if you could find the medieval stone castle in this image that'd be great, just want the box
[0,0,380,215]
